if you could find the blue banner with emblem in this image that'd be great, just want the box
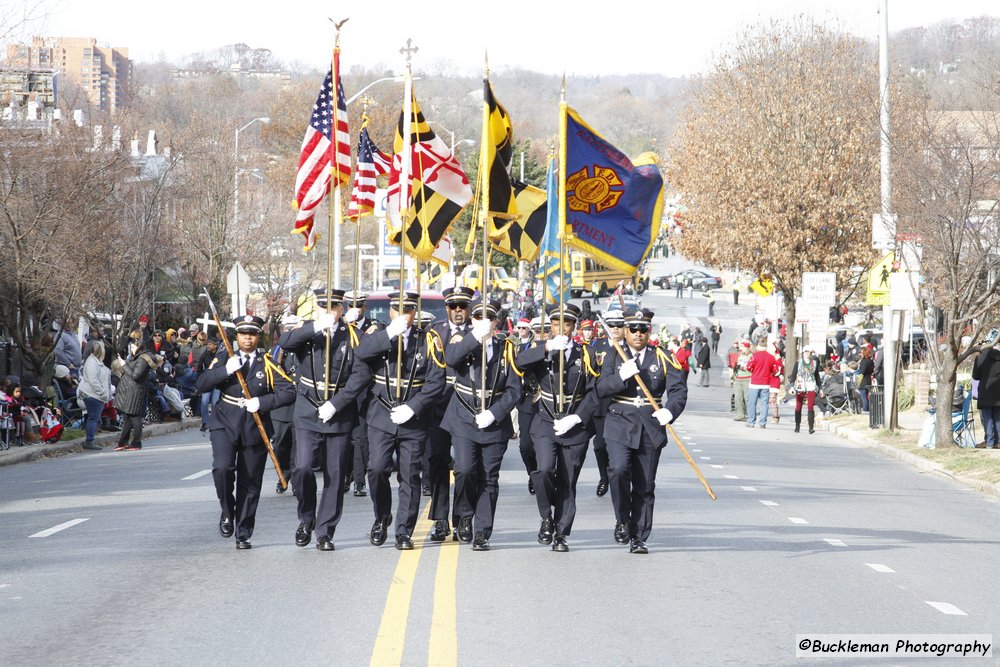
[560,106,665,274]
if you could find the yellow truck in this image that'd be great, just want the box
[569,252,641,298]
[458,264,519,293]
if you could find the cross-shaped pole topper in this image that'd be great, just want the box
[196,311,234,333]
[400,39,418,64]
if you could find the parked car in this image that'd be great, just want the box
[603,295,643,315]
[364,291,446,326]
[654,269,722,291]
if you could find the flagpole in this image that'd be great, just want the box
[479,55,491,407]
[351,110,370,309]
[396,54,415,403]
[557,77,569,414]
[324,27,347,402]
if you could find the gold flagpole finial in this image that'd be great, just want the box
[484,51,489,78]
[330,17,349,45]
[560,74,566,103]
[400,38,419,69]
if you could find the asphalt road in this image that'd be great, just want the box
[1,286,998,665]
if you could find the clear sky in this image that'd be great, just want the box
[19,0,1000,76]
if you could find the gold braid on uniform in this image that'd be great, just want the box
[656,347,683,371]
[582,346,600,378]
[264,352,294,389]
[427,330,446,369]
[348,325,360,348]
[504,338,524,377]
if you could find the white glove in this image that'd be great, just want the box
[653,408,673,426]
[390,404,415,424]
[313,311,336,333]
[318,400,337,422]
[225,355,244,375]
[472,318,492,342]
[345,307,361,324]
[546,335,570,352]
[245,396,261,413]
[553,414,582,436]
[475,411,496,429]
[618,358,639,381]
[386,315,409,339]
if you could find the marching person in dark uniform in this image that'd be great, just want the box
[424,286,474,541]
[278,289,371,551]
[587,311,626,498]
[513,318,540,495]
[270,314,302,494]
[344,290,374,497]
[515,303,599,553]
[441,298,521,551]
[355,291,446,550]
[196,315,295,550]
[596,309,688,554]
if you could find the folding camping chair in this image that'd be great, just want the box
[952,391,976,448]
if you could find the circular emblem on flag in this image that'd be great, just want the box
[567,165,624,214]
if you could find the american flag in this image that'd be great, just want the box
[346,117,391,220]
[292,50,351,251]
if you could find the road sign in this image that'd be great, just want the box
[872,213,896,249]
[889,272,919,311]
[227,262,251,316]
[801,272,836,305]
[866,252,894,305]
[750,275,774,297]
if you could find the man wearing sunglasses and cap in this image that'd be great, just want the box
[441,298,521,550]
[587,311,627,498]
[196,315,295,550]
[423,286,474,542]
[343,290,373,497]
[513,317,540,495]
[355,290,446,550]
[278,289,371,551]
[596,309,688,554]
[515,303,600,552]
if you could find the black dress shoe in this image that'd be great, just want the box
[395,534,414,550]
[551,535,569,552]
[235,539,251,550]
[528,479,535,495]
[276,480,287,495]
[429,520,449,542]
[353,484,367,497]
[219,514,234,539]
[472,532,490,551]
[629,538,648,554]
[370,514,391,546]
[537,517,554,545]
[614,522,629,545]
[421,486,432,497]
[316,536,335,551]
[457,517,473,544]
[596,480,609,497]
[295,521,314,547]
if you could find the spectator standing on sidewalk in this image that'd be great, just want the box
[768,341,784,424]
[710,322,722,354]
[746,339,779,428]
[695,335,711,387]
[972,341,1000,448]
[114,341,161,451]
[732,340,752,421]
[791,346,820,434]
[77,341,112,450]
[53,322,83,379]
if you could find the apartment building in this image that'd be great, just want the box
[5,36,131,112]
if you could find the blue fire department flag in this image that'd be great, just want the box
[560,105,664,274]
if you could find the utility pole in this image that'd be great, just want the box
[879,0,898,430]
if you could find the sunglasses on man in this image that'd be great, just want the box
[627,324,650,334]
[447,303,468,310]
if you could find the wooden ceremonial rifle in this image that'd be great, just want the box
[595,308,716,501]
[202,289,287,491]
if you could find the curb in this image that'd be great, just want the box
[0,418,200,468]
[821,420,1000,501]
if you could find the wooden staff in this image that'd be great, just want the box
[595,313,716,501]
[202,289,287,491]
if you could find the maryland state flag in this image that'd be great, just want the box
[484,79,518,234]
[387,90,472,262]
[490,179,547,262]
[560,105,664,274]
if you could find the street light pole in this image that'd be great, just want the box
[233,116,270,240]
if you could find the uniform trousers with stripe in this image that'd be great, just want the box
[293,428,350,538]
[452,436,507,539]
[368,426,425,538]
[607,431,663,542]
[530,434,588,536]
[210,431,267,541]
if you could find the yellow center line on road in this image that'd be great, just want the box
[428,520,459,666]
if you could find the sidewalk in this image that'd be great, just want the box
[821,409,1000,501]
[0,418,199,468]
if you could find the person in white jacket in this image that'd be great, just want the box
[77,341,112,450]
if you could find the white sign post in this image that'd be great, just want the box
[227,261,251,316]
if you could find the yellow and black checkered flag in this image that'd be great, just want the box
[490,179,547,262]
[386,89,473,263]
[484,79,517,237]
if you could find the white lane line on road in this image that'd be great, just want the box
[759,500,779,506]
[724,475,739,480]
[29,518,89,538]
[692,449,702,453]
[865,563,895,573]
[182,469,212,480]
[787,517,809,524]
[925,601,967,616]
[824,539,848,547]
[741,486,757,492]
[710,464,724,469]
[700,456,711,461]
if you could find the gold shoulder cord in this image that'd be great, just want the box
[656,347,683,371]
[264,352,294,389]
[427,331,446,369]
[348,325,359,348]
[505,338,524,378]
[582,346,600,378]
